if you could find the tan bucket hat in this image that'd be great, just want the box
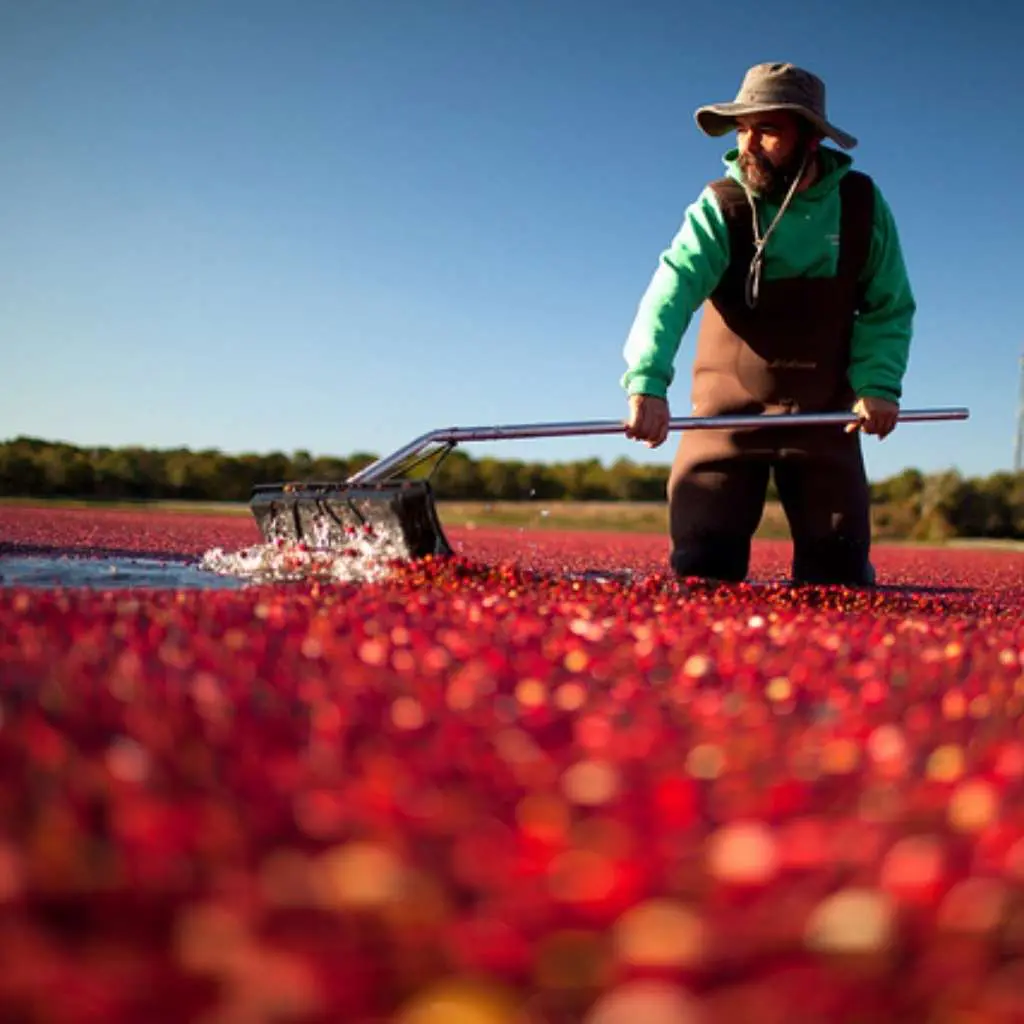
[695,62,857,150]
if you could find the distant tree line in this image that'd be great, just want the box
[2,436,1022,540]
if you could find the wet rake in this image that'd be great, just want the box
[249,407,970,558]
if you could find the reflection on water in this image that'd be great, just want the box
[0,555,246,591]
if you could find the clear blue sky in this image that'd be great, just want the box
[2,0,1020,482]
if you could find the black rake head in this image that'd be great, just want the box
[249,479,454,560]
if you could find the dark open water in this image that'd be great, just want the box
[0,555,246,590]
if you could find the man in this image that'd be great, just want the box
[622,62,915,585]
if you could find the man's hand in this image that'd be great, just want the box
[625,394,670,448]
[845,396,899,438]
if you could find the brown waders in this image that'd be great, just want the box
[668,170,876,585]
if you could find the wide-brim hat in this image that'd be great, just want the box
[694,62,857,150]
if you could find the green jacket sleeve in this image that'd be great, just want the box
[621,188,731,399]
[847,184,916,403]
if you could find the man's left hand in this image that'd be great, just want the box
[846,396,899,438]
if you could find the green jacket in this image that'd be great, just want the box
[621,147,916,404]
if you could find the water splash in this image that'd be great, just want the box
[200,514,411,585]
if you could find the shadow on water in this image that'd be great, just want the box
[0,542,194,562]
[870,582,976,597]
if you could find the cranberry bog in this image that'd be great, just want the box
[2,504,1024,1023]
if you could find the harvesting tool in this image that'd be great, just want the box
[250,407,970,557]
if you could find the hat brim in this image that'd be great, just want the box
[695,102,858,150]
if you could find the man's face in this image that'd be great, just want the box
[735,112,816,198]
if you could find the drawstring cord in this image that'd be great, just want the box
[743,151,810,309]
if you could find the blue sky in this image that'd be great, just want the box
[2,0,1020,483]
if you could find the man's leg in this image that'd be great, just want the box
[773,432,875,586]
[668,438,771,582]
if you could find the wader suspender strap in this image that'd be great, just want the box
[836,170,875,308]
[709,168,876,302]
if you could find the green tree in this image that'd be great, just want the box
[0,447,46,495]
[431,451,483,499]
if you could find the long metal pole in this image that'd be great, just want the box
[346,406,970,485]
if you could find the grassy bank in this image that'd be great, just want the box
[435,500,789,536]
[437,500,674,534]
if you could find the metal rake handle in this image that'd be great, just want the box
[346,406,970,485]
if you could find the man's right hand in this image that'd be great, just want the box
[625,394,671,448]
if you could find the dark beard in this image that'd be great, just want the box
[739,146,810,200]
